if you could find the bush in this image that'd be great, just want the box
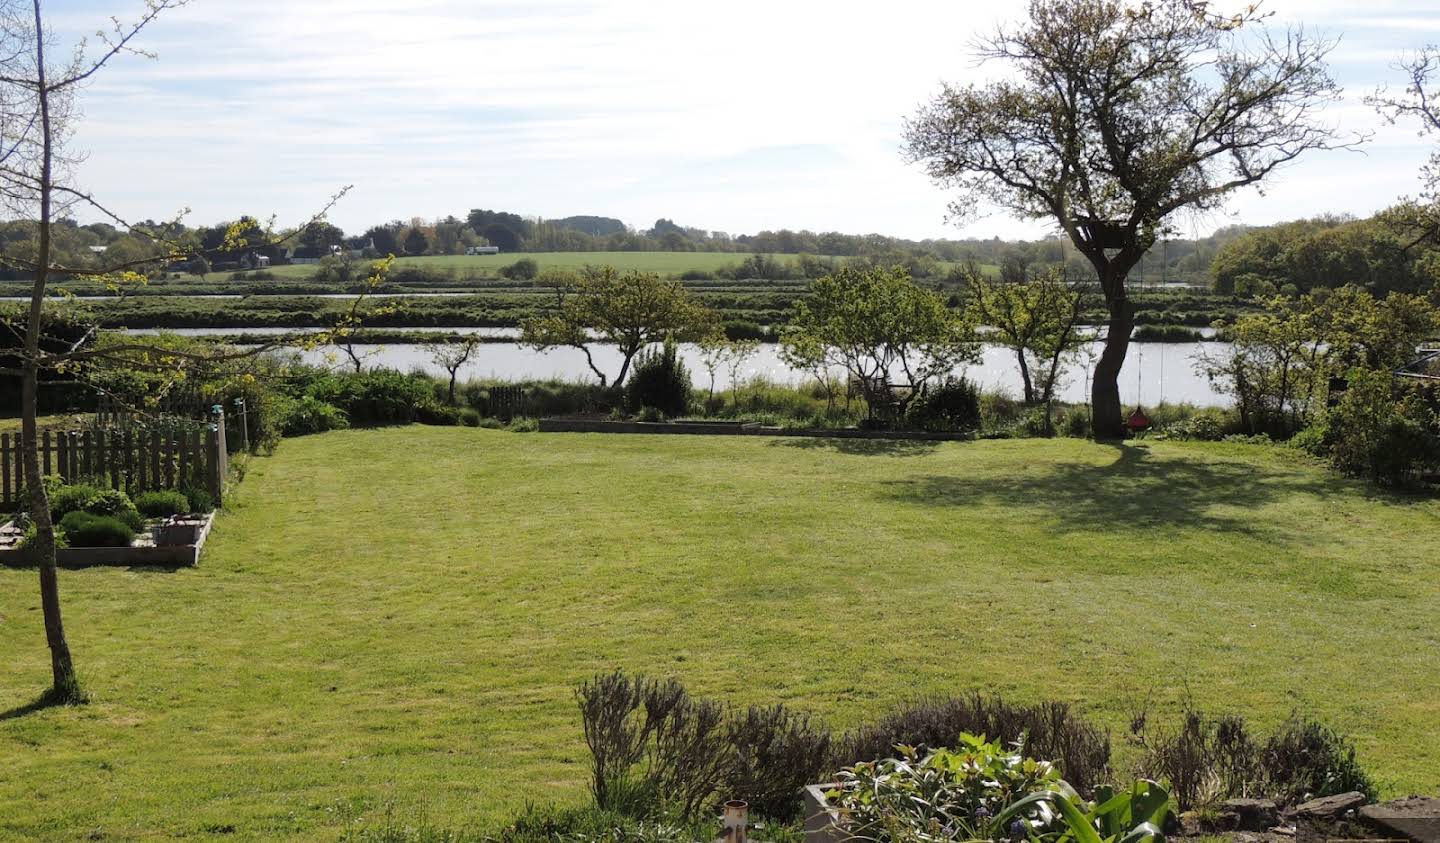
[57,511,136,548]
[1165,407,1233,441]
[722,704,833,823]
[459,408,481,427]
[134,490,191,518]
[1320,372,1440,487]
[278,395,350,437]
[1059,405,1091,438]
[48,482,104,520]
[905,377,981,432]
[1262,715,1377,804]
[416,403,461,426]
[178,483,215,514]
[82,488,144,531]
[1131,703,1376,810]
[624,339,692,417]
[500,257,539,280]
[577,672,728,820]
[838,691,1112,797]
[310,369,439,426]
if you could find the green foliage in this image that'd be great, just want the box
[134,490,191,518]
[57,511,136,548]
[48,483,103,520]
[521,266,717,387]
[830,735,1070,842]
[905,377,982,432]
[1211,214,1436,297]
[1162,408,1235,441]
[1310,372,1440,487]
[782,265,978,417]
[81,489,143,531]
[458,408,481,427]
[993,781,1170,843]
[308,369,440,426]
[177,483,215,514]
[623,338,692,417]
[277,394,351,436]
[1262,715,1378,804]
[966,267,1090,404]
[499,257,539,280]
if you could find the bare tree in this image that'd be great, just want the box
[903,0,1354,438]
[1368,47,1440,250]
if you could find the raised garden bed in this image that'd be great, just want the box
[0,511,216,568]
[539,416,974,441]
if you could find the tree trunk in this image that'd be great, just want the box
[25,0,80,701]
[1091,295,1135,440]
[1016,350,1035,404]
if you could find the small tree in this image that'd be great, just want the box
[904,0,1352,438]
[782,266,978,418]
[426,336,482,405]
[403,227,429,256]
[965,267,1090,404]
[521,267,716,387]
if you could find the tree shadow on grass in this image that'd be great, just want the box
[0,687,85,721]
[770,436,945,458]
[882,442,1353,535]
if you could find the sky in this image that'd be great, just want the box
[46,0,1440,242]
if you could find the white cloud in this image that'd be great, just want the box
[46,0,1438,240]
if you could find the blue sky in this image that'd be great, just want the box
[50,0,1440,241]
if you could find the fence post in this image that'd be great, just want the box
[206,406,226,508]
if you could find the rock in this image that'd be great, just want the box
[1223,798,1281,831]
[1359,796,1440,843]
[1286,791,1369,821]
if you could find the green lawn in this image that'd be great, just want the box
[2,430,1438,841]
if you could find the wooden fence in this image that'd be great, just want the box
[1,413,227,510]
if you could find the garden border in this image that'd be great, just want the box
[538,418,976,441]
[0,511,215,569]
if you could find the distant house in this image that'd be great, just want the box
[239,251,270,270]
[465,245,500,256]
[88,245,108,255]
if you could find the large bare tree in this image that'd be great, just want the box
[1368,47,1440,250]
[904,0,1352,438]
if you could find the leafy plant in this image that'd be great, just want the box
[992,779,1170,843]
[279,394,350,436]
[48,483,103,520]
[838,692,1112,796]
[177,483,215,514]
[906,377,982,432]
[1261,715,1377,804]
[134,490,191,518]
[624,338,692,418]
[829,735,1069,842]
[57,511,136,548]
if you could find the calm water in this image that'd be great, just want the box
[299,340,1231,407]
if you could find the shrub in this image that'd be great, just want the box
[1321,372,1440,487]
[310,369,439,426]
[134,490,191,518]
[1059,405,1091,438]
[722,704,833,823]
[82,489,143,531]
[1165,407,1233,441]
[416,403,461,426]
[624,338,692,417]
[57,511,135,548]
[278,395,350,436]
[178,483,215,514]
[500,257,539,280]
[905,377,981,432]
[48,482,103,520]
[1262,715,1377,804]
[459,408,481,427]
[838,692,1111,796]
[576,672,729,820]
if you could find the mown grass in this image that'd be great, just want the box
[1,429,1438,841]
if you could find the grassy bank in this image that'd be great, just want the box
[2,429,1437,840]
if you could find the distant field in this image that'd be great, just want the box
[259,251,809,279]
